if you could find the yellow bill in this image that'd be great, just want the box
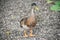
[34,6,39,11]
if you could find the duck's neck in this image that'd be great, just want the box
[31,9,35,16]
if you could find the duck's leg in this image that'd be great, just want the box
[23,30,28,37]
[29,29,35,37]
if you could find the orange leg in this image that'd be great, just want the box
[23,30,28,37]
[29,29,35,37]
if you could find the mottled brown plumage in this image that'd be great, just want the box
[26,15,37,28]
[20,15,37,28]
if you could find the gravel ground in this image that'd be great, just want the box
[0,0,60,40]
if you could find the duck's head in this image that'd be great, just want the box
[31,3,39,11]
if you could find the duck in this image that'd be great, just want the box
[20,3,39,37]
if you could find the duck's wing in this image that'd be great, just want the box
[26,15,37,27]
